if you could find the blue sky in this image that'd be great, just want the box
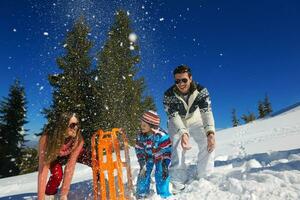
[1,0,300,139]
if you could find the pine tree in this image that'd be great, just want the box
[241,112,256,124]
[19,147,38,175]
[241,114,248,123]
[142,95,156,112]
[264,94,272,116]
[248,112,256,122]
[94,10,155,142]
[231,108,239,127]
[0,80,27,178]
[258,100,266,118]
[45,17,95,144]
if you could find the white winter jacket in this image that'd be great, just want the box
[163,82,215,137]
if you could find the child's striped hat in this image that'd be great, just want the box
[141,110,160,126]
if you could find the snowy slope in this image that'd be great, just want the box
[1,107,300,200]
[216,104,300,157]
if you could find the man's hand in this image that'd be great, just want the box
[181,133,192,150]
[207,132,215,153]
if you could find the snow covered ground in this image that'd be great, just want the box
[1,106,300,200]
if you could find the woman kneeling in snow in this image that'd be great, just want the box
[135,110,172,199]
[37,112,91,200]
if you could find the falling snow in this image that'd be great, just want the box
[128,33,137,43]
[3,0,178,159]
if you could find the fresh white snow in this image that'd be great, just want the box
[1,106,300,199]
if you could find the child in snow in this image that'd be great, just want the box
[37,112,92,200]
[135,110,172,199]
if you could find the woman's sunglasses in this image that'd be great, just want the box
[175,78,188,84]
[68,123,79,129]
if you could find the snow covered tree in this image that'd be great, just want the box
[45,17,95,144]
[19,147,38,175]
[0,80,27,178]
[263,94,272,116]
[94,10,155,142]
[258,94,272,118]
[258,100,266,118]
[231,108,239,127]
[241,112,256,124]
[142,95,156,112]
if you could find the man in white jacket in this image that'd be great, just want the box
[163,65,216,193]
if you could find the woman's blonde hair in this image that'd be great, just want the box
[43,112,82,164]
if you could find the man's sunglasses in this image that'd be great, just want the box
[175,78,188,84]
[68,123,79,129]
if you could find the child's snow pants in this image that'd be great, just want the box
[136,160,171,198]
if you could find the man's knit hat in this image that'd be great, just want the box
[141,110,160,126]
